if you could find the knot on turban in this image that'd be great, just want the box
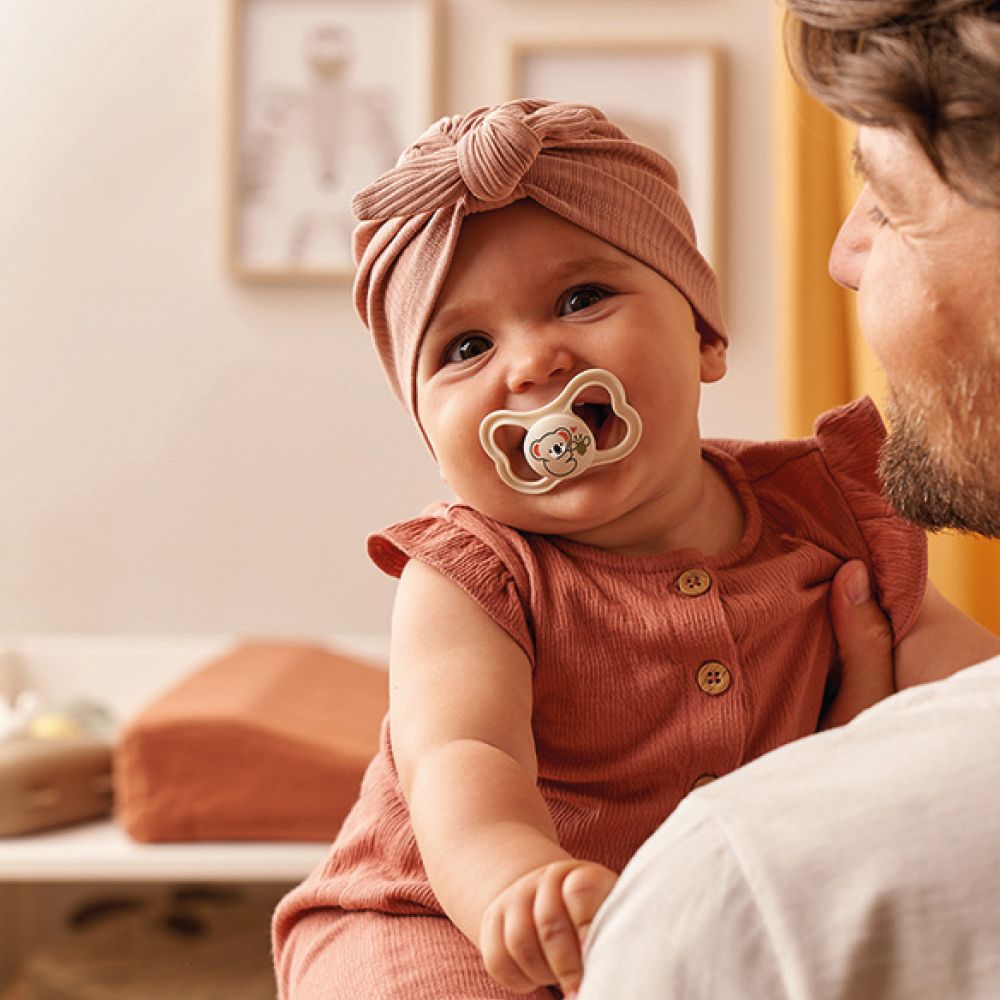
[352,102,600,220]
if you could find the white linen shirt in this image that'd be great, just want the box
[579,657,1000,999]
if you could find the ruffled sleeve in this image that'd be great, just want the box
[814,396,928,644]
[367,504,536,666]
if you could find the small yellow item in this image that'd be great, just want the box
[28,712,84,740]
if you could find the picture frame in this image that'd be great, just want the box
[508,41,724,271]
[226,0,442,283]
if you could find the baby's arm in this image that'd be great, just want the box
[821,561,1000,729]
[390,559,615,996]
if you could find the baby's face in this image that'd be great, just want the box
[416,200,726,547]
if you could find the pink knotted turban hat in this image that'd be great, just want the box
[352,98,726,427]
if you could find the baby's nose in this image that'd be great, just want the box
[506,338,574,395]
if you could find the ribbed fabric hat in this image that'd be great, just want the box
[352,98,726,426]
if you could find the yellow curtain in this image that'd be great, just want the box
[776,32,1000,633]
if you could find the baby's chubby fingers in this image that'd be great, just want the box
[480,889,549,993]
[535,862,618,997]
[531,864,590,993]
[478,861,619,995]
[561,863,617,953]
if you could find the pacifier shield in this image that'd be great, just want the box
[479,368,642,495]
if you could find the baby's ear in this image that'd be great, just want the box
[699,335,727,384]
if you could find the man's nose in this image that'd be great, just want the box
[828,187,874,292]
[505,334,574,395]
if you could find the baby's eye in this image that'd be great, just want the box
[444,333,493,364]
[558,285,609,316]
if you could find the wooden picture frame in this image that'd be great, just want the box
[226,0,442,283]
[508,41,725,271]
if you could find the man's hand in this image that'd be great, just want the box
[479,859,617,998]
[820,560,895,729]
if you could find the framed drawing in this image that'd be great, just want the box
[227,0,442,283]
[508,42,724,270]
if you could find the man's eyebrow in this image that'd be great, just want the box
[851,139,907,206]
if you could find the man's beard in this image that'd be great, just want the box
[879,363,1000,538]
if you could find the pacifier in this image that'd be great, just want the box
[479,369,643,494]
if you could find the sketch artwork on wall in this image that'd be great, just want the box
[227,0,440,282]
[509,42,725,272]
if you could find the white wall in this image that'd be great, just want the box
[0,0,776,636]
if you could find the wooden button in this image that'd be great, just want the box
[692,773,718,790]
[696,661,731,695]
[677,568,712,597]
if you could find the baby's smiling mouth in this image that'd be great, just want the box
[572,390,626,450]
[572,401,610,441]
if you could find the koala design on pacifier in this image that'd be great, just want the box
[529,427,592,478]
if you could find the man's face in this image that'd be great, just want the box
[829,126,1000,535]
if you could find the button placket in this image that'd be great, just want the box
[669,564,745,783]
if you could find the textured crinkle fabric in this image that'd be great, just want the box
[350,99,726,426]
[277,908,551,1000]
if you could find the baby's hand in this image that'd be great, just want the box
[479,859,617,997]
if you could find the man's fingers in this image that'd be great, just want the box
[822,560,895,728]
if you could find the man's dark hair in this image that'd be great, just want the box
[784,0,1000,206]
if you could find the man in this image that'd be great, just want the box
[578,3,1000,996]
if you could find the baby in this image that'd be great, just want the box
[274,99,940,999]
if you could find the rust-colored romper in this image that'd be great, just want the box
[273,399,927,1000]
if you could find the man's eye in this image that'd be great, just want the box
[867,204,890,228]
[559,286,608,315]
[444,333,493,364]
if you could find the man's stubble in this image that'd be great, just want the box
[880,346,1000,538]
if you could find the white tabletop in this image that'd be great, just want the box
[0,818,328,883]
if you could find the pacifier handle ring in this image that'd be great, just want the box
[569,372,640,468]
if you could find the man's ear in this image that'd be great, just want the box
[699,336,727,384]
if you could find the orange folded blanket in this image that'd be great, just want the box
[114,642,387,842]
